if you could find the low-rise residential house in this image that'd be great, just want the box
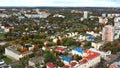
[114,17,120,23]
[25,44,34,51]
[72,48,84,56]
[69,61,78,68]
[29,57,44,68]
[74,50,100,68]
[55,47,65,53]
[107,14,120,18]
[6,26,14,29]
[99,17,108,24]
[53,36,62,44]
[46,62,56,68]
[18,16,25,20]
[86,31,100,37]
[109,61,120,68]
[62,49,101,68]
[4,28,10,32]
[78,34,94,41]
[61,57,71,65]
[53,14,65,18]
[0,14,11,18]
[0,42,7,46]
[42,46,51,51]
[0,26,12,33]
[62,65,69,68]
[91,42,103,49]
[89,48,111,60]
[65,32,78,38]
[24,12,50,18]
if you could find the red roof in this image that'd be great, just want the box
[46,62,56,68]
[55,47,65,53]
[22,47,28,53]
[79,59,88,64]
[70,61,77,67]
[86,30,92,32]
[44,46,50,51]
[84,50,100,60]
[6,26,14,29]
[62,65,69,68]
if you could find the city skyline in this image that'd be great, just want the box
[0,0,120,7]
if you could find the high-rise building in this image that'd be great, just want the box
[83,11,88,19]
[102,25,114,42]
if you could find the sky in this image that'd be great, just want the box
[0,0,120,7]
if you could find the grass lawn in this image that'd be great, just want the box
[0,33,4,38]
[18,63,24,68]
[3,57,12,64]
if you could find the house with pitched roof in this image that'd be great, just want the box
[109,61,120,68]
[72,48,84,56]
[62,49,101,68]
[46,62,56,68]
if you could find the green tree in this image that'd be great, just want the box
[63,38,76,46]
[44,51,57,63]
[74,55,82,61]
[56,61,64,67]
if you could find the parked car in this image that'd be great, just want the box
[0,59,5,65]
[1,65,12,68]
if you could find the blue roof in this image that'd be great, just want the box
[87,36,94,41]
[61,57,71,63]
[74,48,83,53]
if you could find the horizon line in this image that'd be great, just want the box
[0,6,120,8]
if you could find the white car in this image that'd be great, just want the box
[0,59,5,65]
[2,65,12,68]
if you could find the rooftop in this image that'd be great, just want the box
[61,57,71,63]
[55,47,65,53]
[46,62,56,68]
[6,46,21,55]
[29,57,44,64]
[74,48,83,54]
[70,61,77,67]
[62,65,69,68]
[79,59,88,64]
[111,61,120,68]
[84,50,100,60]
[6,45,33,55]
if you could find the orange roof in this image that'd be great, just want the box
[84,50,100,60]
[109,65,117,68]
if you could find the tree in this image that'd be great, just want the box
[74,55,82,61]
[44,51,57,63]
[56,61,64,67]
[62,38,76,46]
[0,46,5,58]
[84,41,92,49]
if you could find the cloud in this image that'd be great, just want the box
[0,0,119,7]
